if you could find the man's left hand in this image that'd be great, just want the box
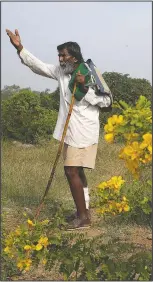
[75,71,85,85]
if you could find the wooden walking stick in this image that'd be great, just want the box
[35,83,77,218]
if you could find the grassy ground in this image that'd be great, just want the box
[2,136,152,280]
[2,135,126,208]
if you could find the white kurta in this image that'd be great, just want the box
[19,48,111,148]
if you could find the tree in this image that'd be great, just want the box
[2,85,20,100]
[99,72,152,127]
[103,72,152,104]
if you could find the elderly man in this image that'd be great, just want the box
[6,29,111,229]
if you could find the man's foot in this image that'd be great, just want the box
[66,209,91,223]
[67,215,91,230]
[65,211,78,222]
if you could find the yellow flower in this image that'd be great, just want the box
[24,245,32,251]
[122,196,127,201]
[108,176,125,189]
[25,258,32,270]
[35,243,43,251]
[110,115,118,125]
[97,181,108,189]
[140,134,152,150]
[143,154,152,163]
[17,259,32,272]
[41,219,49,225]
[38,236,49,247]
[4,246,11,254]
[97,208,104,214]
[124,145,133,156]
[27,219,35,226]
[14,228,21,236]
[104,133,114,143]
[123,205,130,212]
[42,258,47,265]
[17,261,24,271]
[123,142,142,160]
[98,176,125,191]
[140,143,147,149]
[107,117,114,126]
[148,145,152,155]
[116,115,124,124]
[25,265,31,271]
[104,124,114,133]
[107,115,124,126]
[5,235,14,247]
[142,133,152,145]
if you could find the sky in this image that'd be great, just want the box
[1,2,152,92]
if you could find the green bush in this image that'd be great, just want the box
[2,90,58,144]
[40,87,60,111]
[123,178,152,225]
[2,213,152,281]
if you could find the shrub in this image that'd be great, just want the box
[95,96,152,224]
[124,179,152,225]
[2,90,58,144]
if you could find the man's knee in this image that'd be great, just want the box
[64,166,79,178]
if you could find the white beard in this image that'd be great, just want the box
[61,61,75,75]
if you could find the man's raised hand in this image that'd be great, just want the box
[6,29,23,51]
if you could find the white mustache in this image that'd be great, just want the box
[60,62,67,68]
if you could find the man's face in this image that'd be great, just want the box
[58,48,77,74]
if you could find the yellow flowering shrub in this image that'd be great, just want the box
[104,96,152,178]
[3,217,51,273]
[96,96,152,217]
[95,176,130,216]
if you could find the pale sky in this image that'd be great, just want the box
[1,2,152,92]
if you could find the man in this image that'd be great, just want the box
[6,29,111,229]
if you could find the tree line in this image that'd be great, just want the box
[2,72,152,144]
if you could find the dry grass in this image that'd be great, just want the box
[2,134,126,210]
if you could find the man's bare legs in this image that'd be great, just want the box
[78,167,88,187]
[79,167,90,210]
[64,166,89,219]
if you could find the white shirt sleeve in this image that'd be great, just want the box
[18,48,59,80]
[84,87,112,108]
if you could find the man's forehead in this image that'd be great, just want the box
[58,48,70,56]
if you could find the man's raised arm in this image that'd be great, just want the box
[6,29,59,80]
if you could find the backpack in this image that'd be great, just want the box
[68,60,113,111]
[85,59,113,111]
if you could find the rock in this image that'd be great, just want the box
[12,141,34,148]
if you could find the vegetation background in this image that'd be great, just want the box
[2,71,152,280]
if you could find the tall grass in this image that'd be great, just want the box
[2,134,127,211]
